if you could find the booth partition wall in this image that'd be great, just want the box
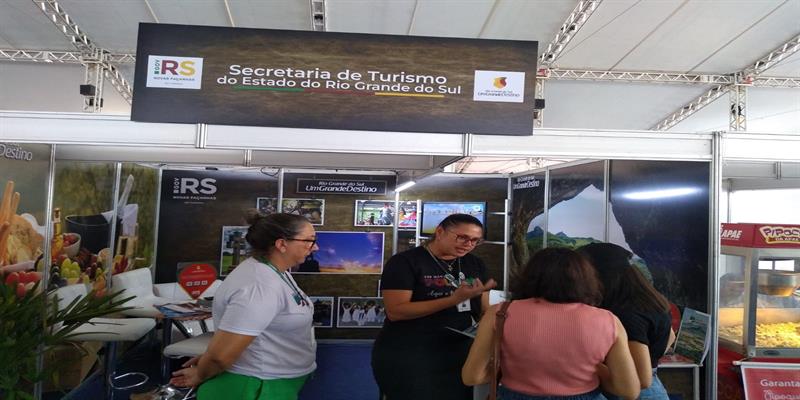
[4,111,800,399]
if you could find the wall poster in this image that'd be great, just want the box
[156,169,278,283]
[510,172,546,269]
[294,231,384,275]
[544,162,605,249]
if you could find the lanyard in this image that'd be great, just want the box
[424,246,464,288]
[255,256,309,307]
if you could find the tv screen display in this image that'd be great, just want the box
[420,202,487,236]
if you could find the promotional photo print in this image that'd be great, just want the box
[337,297,385,328]
[219,225,251,276]
[307,231,384,274]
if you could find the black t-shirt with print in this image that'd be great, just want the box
[379,245,489,336]
[613,307,672,366]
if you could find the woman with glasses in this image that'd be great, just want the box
[373,213,497,400]
[171,211,319,400]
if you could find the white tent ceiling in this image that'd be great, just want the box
[0,0,798,173]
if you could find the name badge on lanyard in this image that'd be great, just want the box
[446,271,470,312]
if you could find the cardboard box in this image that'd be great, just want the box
[42,341,102,392]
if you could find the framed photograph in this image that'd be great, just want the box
[282,198,325,225]
[352,200,417,229]
[219,226,252,276]
[337,297,385,328]
[397,201,418,230]
[256,197,278,215]
[354,200,394,227]
[257,198,326,225]
[300,231,384,274]
[309,296,334,328]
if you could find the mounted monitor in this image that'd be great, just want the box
[420,201,487,236]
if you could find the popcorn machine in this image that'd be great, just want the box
[719,223,800,357]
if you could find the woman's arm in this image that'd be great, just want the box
[462,304,498,385]
[383,278,495,321]
[628,341,653,388]
[598,316,641,400]
[481,291,491,316]
[170,330,256,387]
[667,328,676,352]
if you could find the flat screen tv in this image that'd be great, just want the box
[420,202,487,236]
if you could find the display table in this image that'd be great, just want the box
[155,305,213,383]
[658,357,700,400]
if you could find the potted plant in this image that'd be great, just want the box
[0,280,133,400]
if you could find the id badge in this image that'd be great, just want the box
[457,300,471,312]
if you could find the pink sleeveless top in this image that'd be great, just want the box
[499,298,616,396]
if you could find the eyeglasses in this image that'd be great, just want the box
[447,230,483,246]
[286,238,317,247]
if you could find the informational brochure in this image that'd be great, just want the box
[445,324,479,338]
[672,308,711,365]
[155,301,210,318]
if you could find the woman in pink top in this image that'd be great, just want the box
[462,248,640,400]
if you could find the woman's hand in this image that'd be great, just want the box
[453,278,497,302]
[170,364,203,388]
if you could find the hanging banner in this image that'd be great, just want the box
[296,178,387,195]
[740,361,800,400]
[155,169,278,283]
[0,142,50,289]
[132,23,538,136]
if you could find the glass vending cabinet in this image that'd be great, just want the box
[719,223,800,358]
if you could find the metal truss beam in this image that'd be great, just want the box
[540,0,602,67]
[751,76,800,88]
[534,77,545,128]
[33,0,93,53]
[32,0,133,106]
[544,69,799,88]
[310,0,326,31]
[729,85,746,131]
[652,85,730,131]
[652,32,800,131]
[545,68,733,84]
[741,33,800,79]
[0,49,135,64]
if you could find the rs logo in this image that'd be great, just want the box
[156,59,196,76]
[173,178,217,195]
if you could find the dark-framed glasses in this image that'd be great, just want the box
[447,230,482,246]
[287,238,317,247]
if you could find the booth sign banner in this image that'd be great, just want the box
[131,23,538,135]
[178,263,217,299]
[296,178,387,195]
[740,362,800,400]
[722,223,800,248]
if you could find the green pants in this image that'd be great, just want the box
[198,371,310,400]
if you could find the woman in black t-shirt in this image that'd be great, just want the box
[372,214,497,400]
[579,243,676,400]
